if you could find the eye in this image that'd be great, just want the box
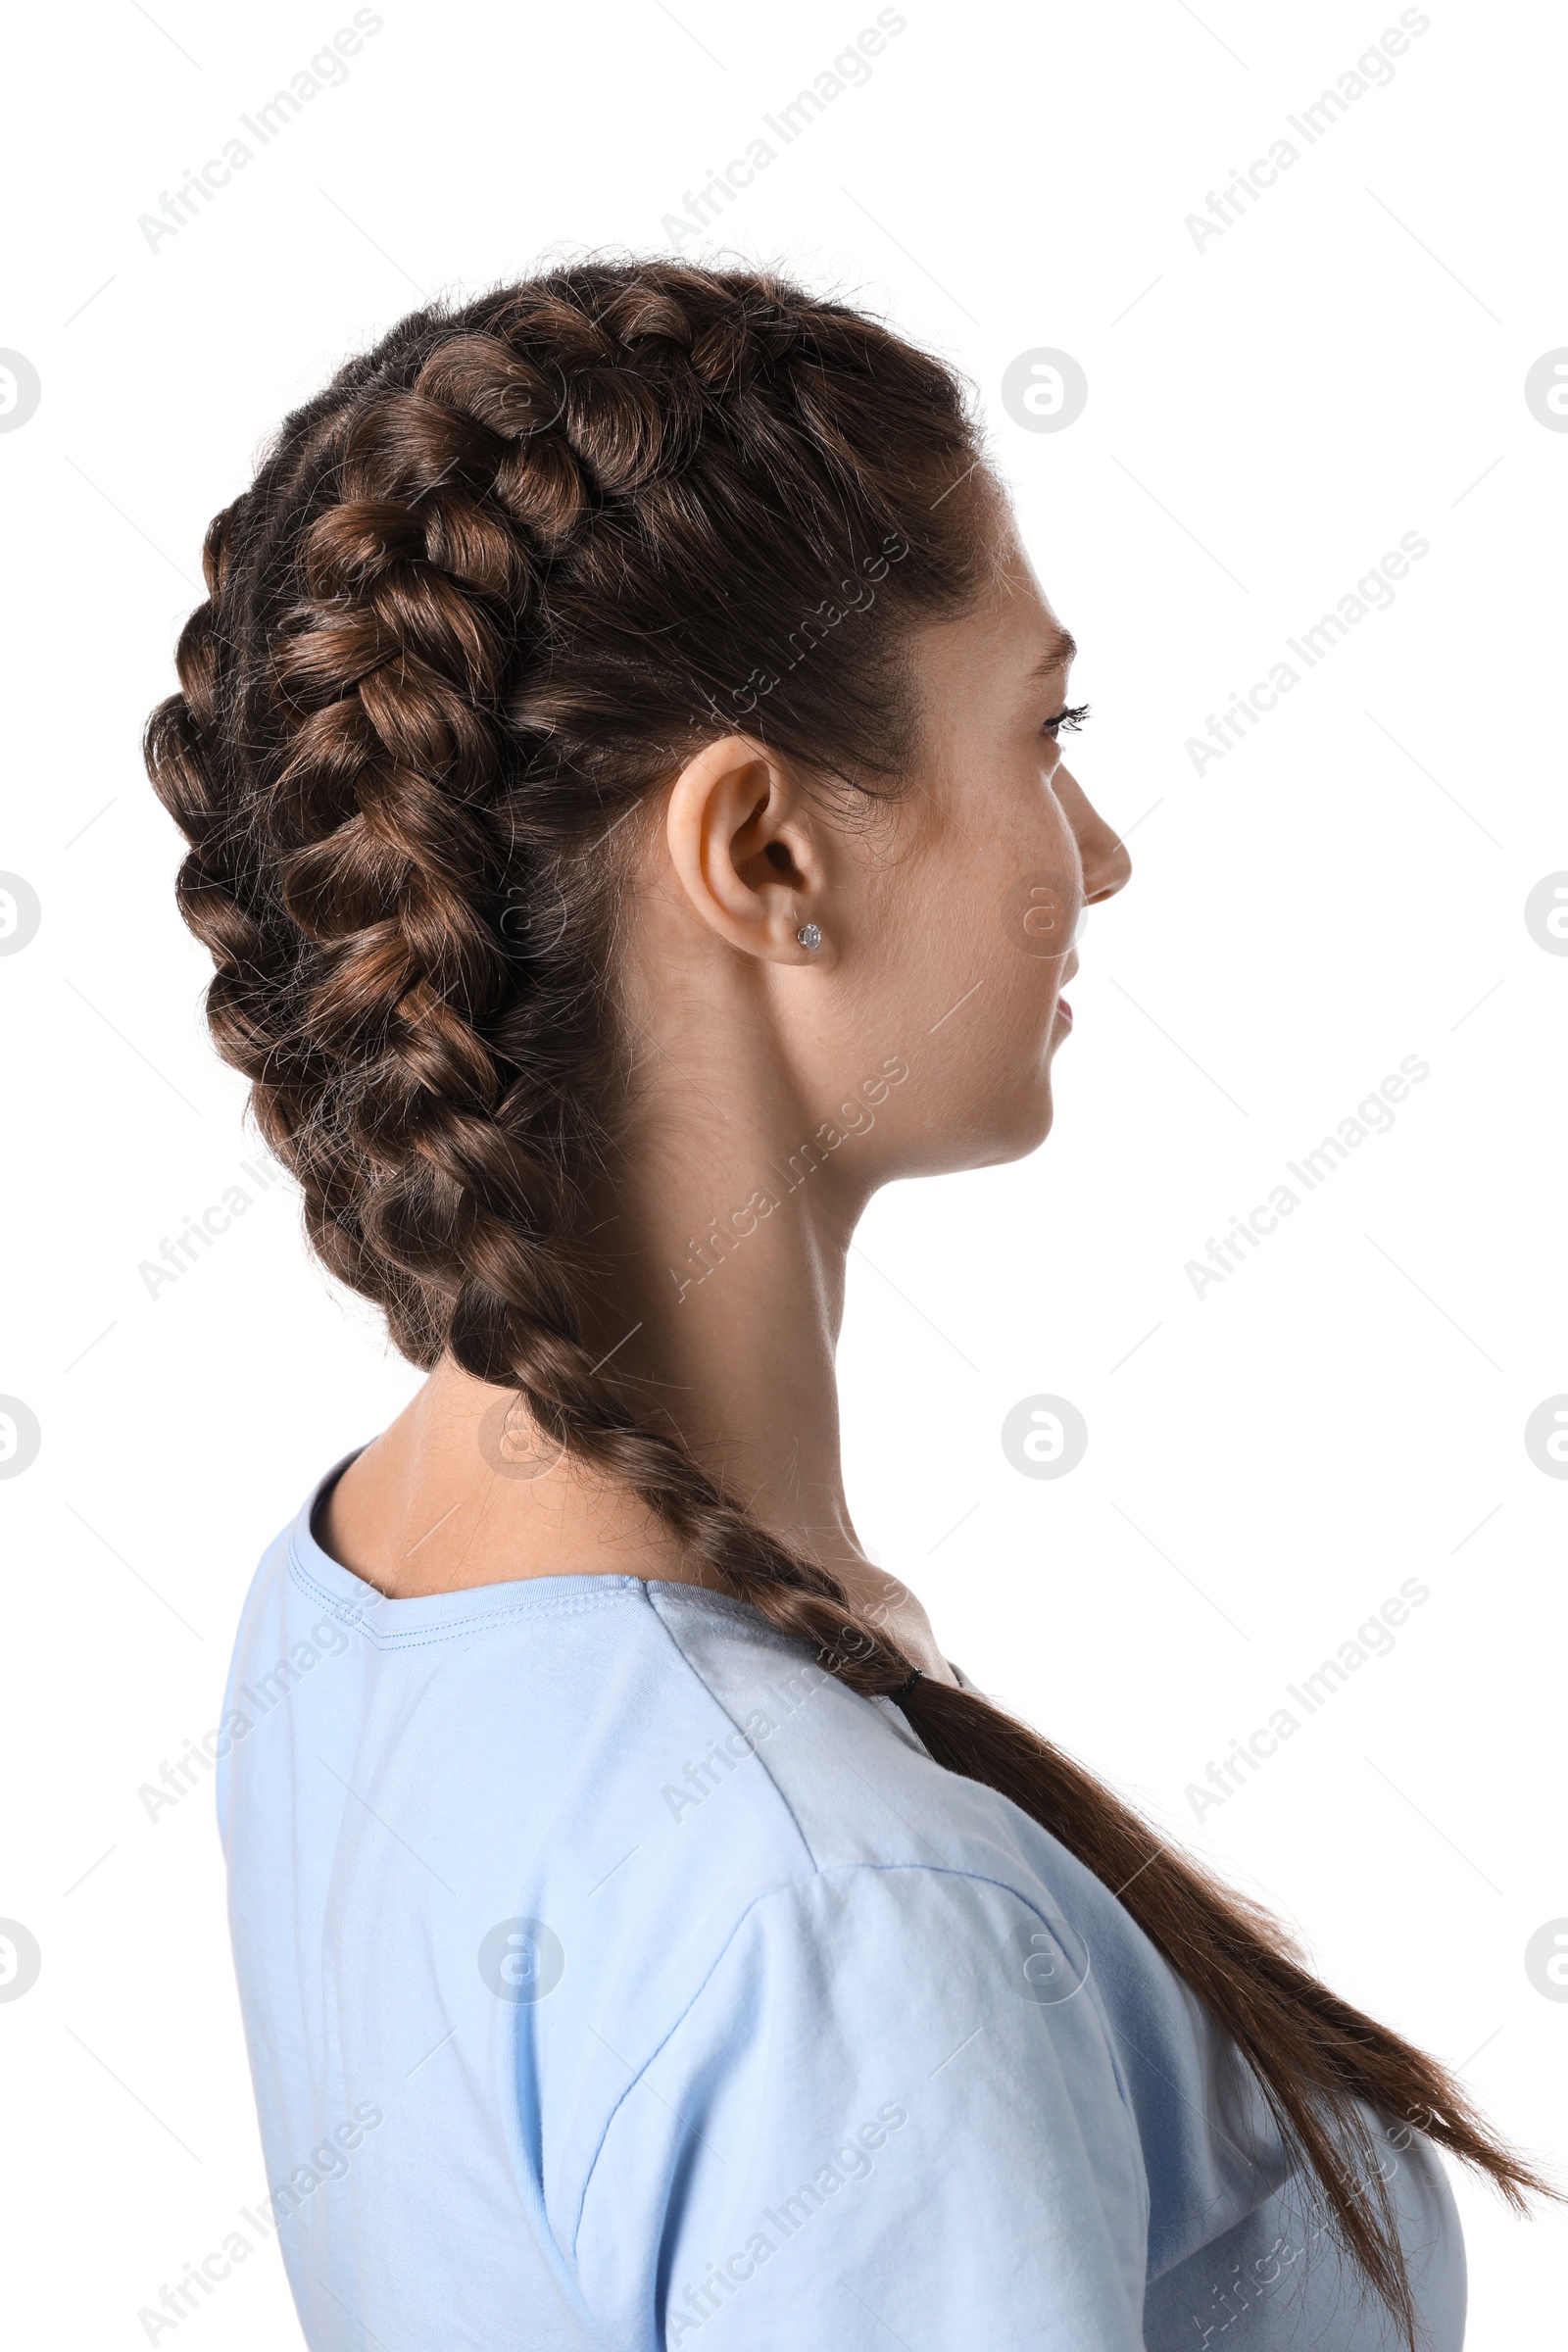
[1042,702,1090,741]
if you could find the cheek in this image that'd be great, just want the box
[990,748,1078,891]
[940,906,1065,1089]
[1000,873,1077,962]
[849,757,1074,1033]
[992,926,1068,1053]
[952,740,1075,890]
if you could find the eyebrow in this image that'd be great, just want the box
[1027,626,1078,678]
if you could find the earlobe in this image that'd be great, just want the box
[663,735,829,964]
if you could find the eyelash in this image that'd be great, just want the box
[1042,703,1090,740]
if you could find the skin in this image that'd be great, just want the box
[321,515,1131,1682]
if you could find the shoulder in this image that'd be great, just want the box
[575,1586,1174,2124]
[574,1854,1154,2345]
[641,1584,1012,1862]
[620,1591,1300,2285]
[640,1587,1161,1991]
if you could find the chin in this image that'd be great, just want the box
[964,1071,1057,1171]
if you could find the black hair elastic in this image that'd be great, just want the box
[889,1667,924,1708]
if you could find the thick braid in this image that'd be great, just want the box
[158,278,919,1700]
[147,266,1549,2346]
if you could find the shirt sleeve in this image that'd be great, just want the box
[573,1863,1151,2351]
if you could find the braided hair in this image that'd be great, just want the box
[146,261,1544,2341]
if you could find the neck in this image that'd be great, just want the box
[318,989,954,1676]
[582,1076,866,1574]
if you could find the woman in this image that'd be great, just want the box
[147,262,1539,2349]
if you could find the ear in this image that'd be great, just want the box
[663,735,833,964]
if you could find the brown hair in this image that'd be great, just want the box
[146,259,1543,2340]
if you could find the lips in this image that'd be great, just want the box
[1054,953,1079,1032]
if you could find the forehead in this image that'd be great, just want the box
[896,472,1081,756]
[971,511,1076,668]
[918,535,1076,699]
[904,598,1075,772]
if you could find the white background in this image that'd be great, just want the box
[2,0,1565,2340]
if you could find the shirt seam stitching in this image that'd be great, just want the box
[638,1586,826,1870]
[286,1543,646,1644]
[569,1860,1141,2264]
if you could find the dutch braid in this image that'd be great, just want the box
[147,263,1545,2343]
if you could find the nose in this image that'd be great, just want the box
[1056,762,1132,907]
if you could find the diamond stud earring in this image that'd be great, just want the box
[796,923,822,951]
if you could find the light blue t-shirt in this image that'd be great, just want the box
[216,1455,1464,2350]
